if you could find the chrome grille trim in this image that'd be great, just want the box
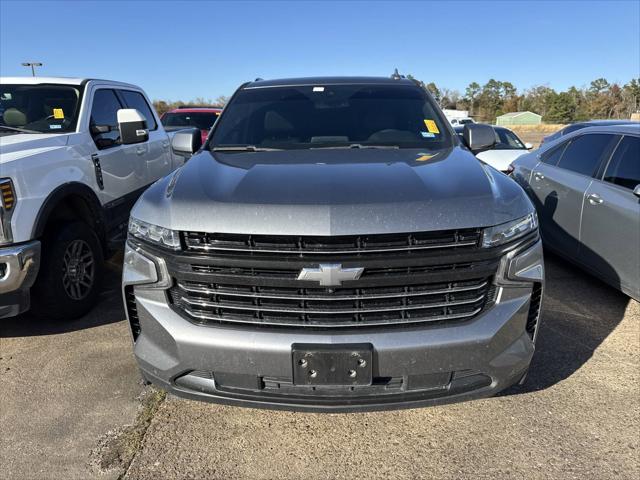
[177,280,488,301]
[176,293,487,315]
[178,305,484,328]
[184,240,479,255]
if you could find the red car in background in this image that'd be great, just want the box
[160,107,222,144]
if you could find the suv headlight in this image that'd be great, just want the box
[128,217,180,250]
[0,178,16,245]
[482,212,538,248]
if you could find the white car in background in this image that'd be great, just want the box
[450,117,475,126]
[455,125,532,172]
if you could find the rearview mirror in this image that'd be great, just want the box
[633,184,640,198]
[171,128,202,158]
[525,142,533,150]
[463,124,495,153]
[117,109,148,145]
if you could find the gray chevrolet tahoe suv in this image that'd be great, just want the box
[123,77,544,411]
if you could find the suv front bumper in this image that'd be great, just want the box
[124,240,544,412]
[0,241,41,318]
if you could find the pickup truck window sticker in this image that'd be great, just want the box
[420,131,435,138]
[53,108,64,119]
[424,119,440,134]
[49,124,62,129]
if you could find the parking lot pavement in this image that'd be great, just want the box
[1,254,638,479]
[0,257,143,480]
[125,254,639,479]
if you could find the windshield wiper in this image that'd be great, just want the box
[212,145,282,152]
[0,125,42,134]
[311,144,400,150]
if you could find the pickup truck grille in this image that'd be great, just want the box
[182,229,482,255]
[163,230,502,329]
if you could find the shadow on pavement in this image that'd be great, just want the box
[0,256,125,338]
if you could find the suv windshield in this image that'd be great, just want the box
[0,84,82,133]
[162,111,219,130]
[210,83,453,151]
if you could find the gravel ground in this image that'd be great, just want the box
[1,254,638,479]
[0,258,142,480]
[124,254,639,479]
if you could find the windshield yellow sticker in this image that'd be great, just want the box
[416,152,438,162]
[53,108,64,119]
[424,119,439,134]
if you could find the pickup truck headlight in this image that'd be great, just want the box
[0,178,16,245]
[482,212,538,248]
[128,217,180,250]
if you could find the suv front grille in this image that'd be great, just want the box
[160,229,508,329]
[168,277,494,328]
[182,229,482,255]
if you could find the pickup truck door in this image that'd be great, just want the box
[88,88,148,230]
[580,135,640,298]
[117,89,173,182]
[530,133,619,260]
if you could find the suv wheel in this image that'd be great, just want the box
[32,222,104,320]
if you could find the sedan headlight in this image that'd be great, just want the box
[482,212,538,248]
[128,217,180,250]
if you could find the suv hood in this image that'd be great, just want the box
[133,147,534,236]
[0,133,69,163]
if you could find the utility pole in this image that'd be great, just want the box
[21,62,43,76]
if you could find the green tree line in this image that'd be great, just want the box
[408,75,640,124]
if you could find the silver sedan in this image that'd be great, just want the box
[511,124,640,300]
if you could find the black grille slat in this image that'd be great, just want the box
[526,283,543,338]
[125,286,141,341]
[183,229,481,255]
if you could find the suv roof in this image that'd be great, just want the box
[244,76,417,89]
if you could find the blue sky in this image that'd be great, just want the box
[1,0,638,101]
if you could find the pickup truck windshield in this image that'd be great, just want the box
[162,111,220,130]
[0,84,81,134]
[211,84,453,150]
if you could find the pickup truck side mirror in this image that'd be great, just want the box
[525,142,534,150]
[633,184,640,198]
[171,128,202,158]
[117,109,149,145]
[463,124,495,153]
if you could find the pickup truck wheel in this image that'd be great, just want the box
[32,222,104,321]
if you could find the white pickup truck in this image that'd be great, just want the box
[0,77,201,319]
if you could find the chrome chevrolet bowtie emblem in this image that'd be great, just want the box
[297,263,364,286]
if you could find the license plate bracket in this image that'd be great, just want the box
[292,344,373,386]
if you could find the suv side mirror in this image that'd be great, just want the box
[117,109,148,145]
[525,142,534,150]
[633,184,640,198]
[463,124,495,153]
[171,128,202,158]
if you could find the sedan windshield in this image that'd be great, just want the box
[0,84,81,133]
[162,111,219,130]
[210,84,453,151]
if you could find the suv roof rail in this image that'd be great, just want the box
[254,77,264,82]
